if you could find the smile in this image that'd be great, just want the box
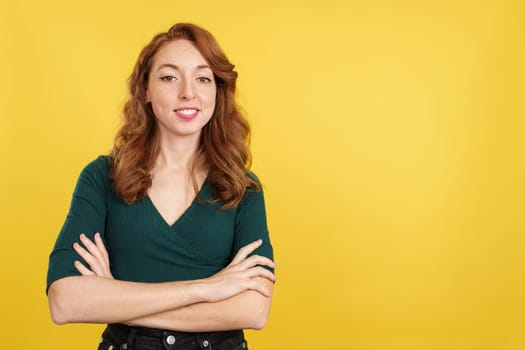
[175,108,199,114]
[174,108,200,120]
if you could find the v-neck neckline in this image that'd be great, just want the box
[145,178,208,229]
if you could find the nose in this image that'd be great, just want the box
[179,79,195,100]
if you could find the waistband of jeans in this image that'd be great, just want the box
[107,323,244,341]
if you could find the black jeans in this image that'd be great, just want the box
[98,324,248,350]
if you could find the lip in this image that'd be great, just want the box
[173,107,200,120]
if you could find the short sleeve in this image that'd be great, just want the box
[46,156,110,292]
[232,174,274,272]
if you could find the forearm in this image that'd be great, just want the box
[49,237,276,328]
[125,278,273,332]
[48,276,205,325]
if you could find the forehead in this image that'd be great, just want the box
[151,39,209,69]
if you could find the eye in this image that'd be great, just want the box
[160,75,177,82]
[197,76,213,83]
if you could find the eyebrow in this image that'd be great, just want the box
[156,63,212,71]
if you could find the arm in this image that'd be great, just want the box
[48,275,200,325]
[125,278,273,331]
[67,234,275,330]
[135,179,277,331]
[125,234,275,331]
[49,235,276,326]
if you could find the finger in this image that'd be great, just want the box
[94,233,112,276]
[74,260,95,276]
[245,266,277,282]
[94,233,110,262]
[230,239,263,265]
[79,234,109,275]
[79,234,104,260]
[245,279,273,298]
[235,255,276,271]
[73,242,105,276]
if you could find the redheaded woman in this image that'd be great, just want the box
[47,23,275,350]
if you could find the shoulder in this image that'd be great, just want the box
[75,155,112,193]
[246,170,262,191]
[239,171,265,206]
[80,155,111,177]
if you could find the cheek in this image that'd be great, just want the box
[149,94,174,119]
[209,94,217,110]
[151,89,173,107]
[207,87,218,108]
[195,86,216,110]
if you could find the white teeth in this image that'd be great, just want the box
[177,109,198,115]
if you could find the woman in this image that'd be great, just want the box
[47,23,276,350]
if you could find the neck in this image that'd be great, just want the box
[155,131,201,173]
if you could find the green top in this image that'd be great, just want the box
[47,156,273,291]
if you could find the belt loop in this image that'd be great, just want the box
[124,327,137,350]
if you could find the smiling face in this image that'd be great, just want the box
[146,39,217,140]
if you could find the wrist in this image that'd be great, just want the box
[186,279,212,303]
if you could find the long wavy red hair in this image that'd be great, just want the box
[109,23,258,209]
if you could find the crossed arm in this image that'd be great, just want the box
[48,234,276,331]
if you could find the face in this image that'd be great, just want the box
[146,39,217,139]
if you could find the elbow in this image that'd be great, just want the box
[245,278,273,330]
[49,308,68,325]
[47,279,73,325]
[247,297,271,330]
[250,314,268,330]
[49,299,68,325]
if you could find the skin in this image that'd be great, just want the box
[147,39,217,140]
[72,234,275,331]
[47,39,276,331]
[49,239,276,329]
[146,39,218,225]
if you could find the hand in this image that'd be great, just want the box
[200,239,277,302]
[72,233,114,279]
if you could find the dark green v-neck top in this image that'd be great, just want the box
[46,156,273,291]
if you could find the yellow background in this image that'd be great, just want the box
[2,0,524,349]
